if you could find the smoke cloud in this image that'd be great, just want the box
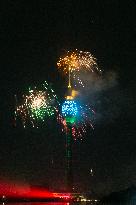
[77,70,118,95]
[74,69,135,124]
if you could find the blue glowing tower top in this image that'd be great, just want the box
[62,99,78,124]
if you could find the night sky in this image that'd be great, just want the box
[0,0,136,196]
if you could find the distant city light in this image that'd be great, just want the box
[90,168,94,176]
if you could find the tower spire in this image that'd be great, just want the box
[68,67,71,88]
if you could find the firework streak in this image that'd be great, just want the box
[15,81,59,128]
[57,49,101,88]
[58,99,95,140]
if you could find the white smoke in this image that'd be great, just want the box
[75,70,118,95]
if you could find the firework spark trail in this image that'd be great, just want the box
[15,81,59,128]
[59,101,95,140]
[57,50,98,73]
[57,50,101,138]
[57,49,101,88]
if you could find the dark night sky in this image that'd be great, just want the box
[0,0,136,196]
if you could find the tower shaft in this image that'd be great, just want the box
[66,124,73,192]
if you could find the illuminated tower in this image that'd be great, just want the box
[62,92,78,192]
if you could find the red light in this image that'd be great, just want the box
[0,180,55,199]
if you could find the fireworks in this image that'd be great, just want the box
[57,49,98,73]
[62,100,78,117]
[15,48,98,138]
[56,49,100,138]
[57,49,100,88]
[59,99,95,140]
[15,81,59,128]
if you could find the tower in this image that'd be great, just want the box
[66,121,73,192]
[62,91,78,192]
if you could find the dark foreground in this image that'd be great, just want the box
[0,202,98,205]
[1,200,136,205]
